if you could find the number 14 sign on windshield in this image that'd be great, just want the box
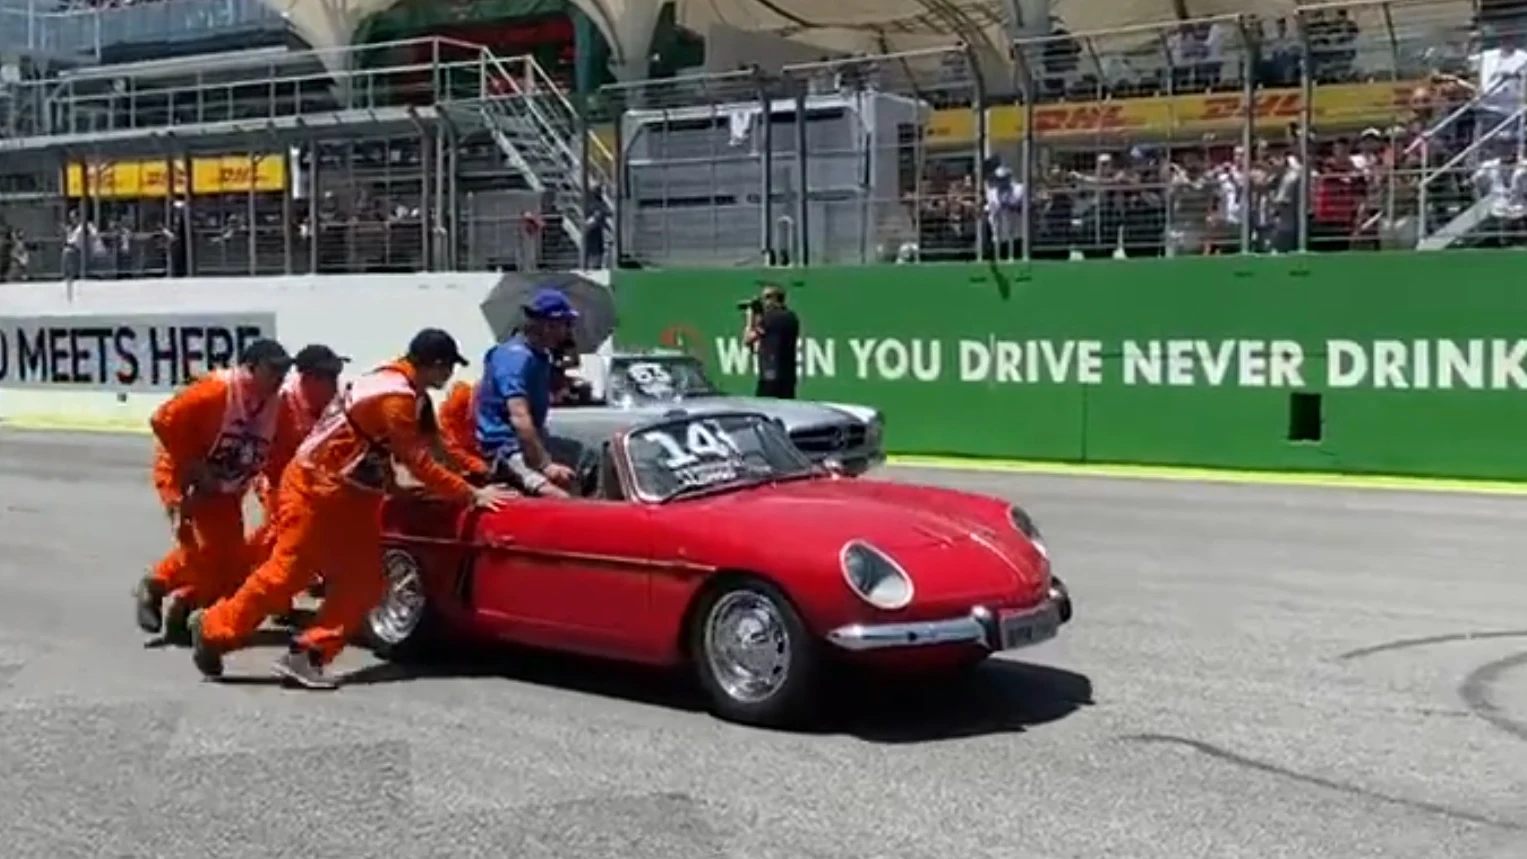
[641,418,742,471]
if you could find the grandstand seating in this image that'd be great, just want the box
[0,0,1520,281]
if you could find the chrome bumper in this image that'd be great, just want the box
[826,584,1071,653]
[818,446,885,476]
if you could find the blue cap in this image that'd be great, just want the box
[524,288,579,321]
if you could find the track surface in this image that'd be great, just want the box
[2,429,1525,859]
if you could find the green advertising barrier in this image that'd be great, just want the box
[613,253,1527,480]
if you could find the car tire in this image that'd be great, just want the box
[688,576,818,728]
[363,548,440,662]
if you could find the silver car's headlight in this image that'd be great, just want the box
[1008,505,1049,561]
[839,541,914,610]
[865,414,884,446]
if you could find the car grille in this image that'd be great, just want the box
[790,423,866,454]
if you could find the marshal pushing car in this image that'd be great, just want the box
[373,409,1071,728]
[560,351,886,476]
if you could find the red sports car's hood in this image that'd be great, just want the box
[671,477,1049,604]
[707,483,984,550]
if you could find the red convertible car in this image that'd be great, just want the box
[372,410,1072,727]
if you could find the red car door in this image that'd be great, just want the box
[468,498,661,660]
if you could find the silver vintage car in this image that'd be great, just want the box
[476,272,885,475]
[556,351,886,476]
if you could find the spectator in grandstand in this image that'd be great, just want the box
[584,184,609,269]
[1040,17,1080,100]
[164,200,189,278]
[109,218,132,280]
[1471,139,1527,241]
[984,165,1024,260]
[1258,17,1301,88]
[1165,155,1213,256]
[1205,148,1250,254]
[1029,164,1076,260]
[0,227,18,282]
[1436,29,1527,147]
[1262,145,1305,254]
[1311,139,1366,251]
[62,209,103,280]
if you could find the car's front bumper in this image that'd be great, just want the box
[816,446,885,476]
[825,580,1073,653]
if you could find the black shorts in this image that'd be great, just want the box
[755,375,797,399]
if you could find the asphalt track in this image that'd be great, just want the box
[2,429,1526,859]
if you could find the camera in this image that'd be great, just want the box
[736,296,764,315]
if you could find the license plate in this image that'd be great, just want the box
[998,604,1059,650]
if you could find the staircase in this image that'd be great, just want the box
[469,49,615,265]
[1402,78,1527,250]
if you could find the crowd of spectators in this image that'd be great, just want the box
[894,11,1527,262]
[905,112,1495,262]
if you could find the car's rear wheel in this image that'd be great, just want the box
[688,577,818,728]
[363,548,439,661]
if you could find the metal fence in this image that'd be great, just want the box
[0,0,1516,281]
[0,40,589,282]
[598,0,1500,267]
[0,0,284,59]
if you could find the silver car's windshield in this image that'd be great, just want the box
[623,413,816,502]
[607,356,721,404]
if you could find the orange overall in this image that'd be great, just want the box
[247,376,332,566]
[199,360,476,664]
[149,369,300,609]
[437,380,487,475]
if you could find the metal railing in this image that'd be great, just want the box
[591,0,1498,267]
[0,0,285,59]
[4,0,1524,280]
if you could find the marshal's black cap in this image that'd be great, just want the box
[239,338,292,370]
[406,328,469,368]
[294,344,350,376]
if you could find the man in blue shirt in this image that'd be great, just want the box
[476,288,580,497]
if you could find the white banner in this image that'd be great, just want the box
[0,313,276,392]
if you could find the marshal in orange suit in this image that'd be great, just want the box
[135,340,301,641]
[189,329,515,689]
[436,380,486,475]
[247,344,350,576]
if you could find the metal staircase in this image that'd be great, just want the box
[1364,74,1527,251]
[469,48,615,264]
[1413,105,1527,250]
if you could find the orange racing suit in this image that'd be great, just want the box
[247,375,333,567]
[437,380,486,475]
[148,369,300,609]
[199,360,477,665]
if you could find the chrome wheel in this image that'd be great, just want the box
[367,549,426,646]
[703,590,791,704]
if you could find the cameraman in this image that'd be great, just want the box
[742,283,799,399]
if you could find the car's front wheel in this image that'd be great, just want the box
[688,577,818,728]
[363,548,438,661]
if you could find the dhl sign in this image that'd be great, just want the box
[926,81,1418,146]
[65,154,287,199]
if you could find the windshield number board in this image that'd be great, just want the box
[640,419,746,487]
[624,361,675,397]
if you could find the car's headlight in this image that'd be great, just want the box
[865,414,884,446]
[839,541,914,610]
[1008,505,1050,561]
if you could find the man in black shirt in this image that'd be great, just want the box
[744,283,800,399]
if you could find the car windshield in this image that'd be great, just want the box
[607,356,720,404]
[622,412,817,502]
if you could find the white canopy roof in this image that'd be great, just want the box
[263,0,1473,80]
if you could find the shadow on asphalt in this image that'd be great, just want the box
[339,645,1093,742]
